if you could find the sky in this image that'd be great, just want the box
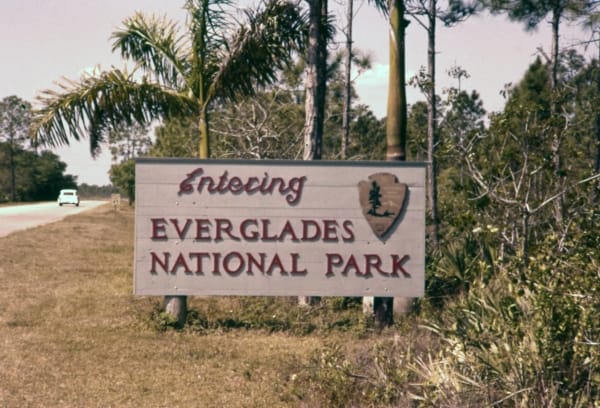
[0,0,595,186]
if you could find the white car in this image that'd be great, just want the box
[57,189,80,206]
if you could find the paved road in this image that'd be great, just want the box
[0,200,107,238]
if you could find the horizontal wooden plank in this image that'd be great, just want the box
[134,212,424,244]
[133,257,425,297]
[135,161,426,187]
[135,188,427,211]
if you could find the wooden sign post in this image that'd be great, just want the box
[134,159,426,299]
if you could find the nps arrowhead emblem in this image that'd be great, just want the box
[358,173,408,240]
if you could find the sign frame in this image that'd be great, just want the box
[134,158,426,298]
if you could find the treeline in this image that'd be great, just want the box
[0,140,117,203]
[0,141,77,203]
[0,95,119,203]
[77,183,120,199]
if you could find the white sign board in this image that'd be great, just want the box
[134,159,426,297]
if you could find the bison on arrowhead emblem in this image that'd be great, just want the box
[358,172,408,240]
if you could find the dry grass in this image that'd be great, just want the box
[0,205,395,407]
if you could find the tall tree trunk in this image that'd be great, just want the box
[386,0,409,162]
[426,0,439,247]
[550,8,564,227]
[9,147,16,202]
[164,0,212,327]
[199,106,210,159]
[341,0,353,159]
[522,208,530,264]
[300,0,327,306]
[303,0,327,161]
[366,0,410,326]
[9,124,16,202]
[549,10,560,93]
[594,32,600,200]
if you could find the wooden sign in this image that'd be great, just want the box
[111,194,121,211]
[134,159,426,297]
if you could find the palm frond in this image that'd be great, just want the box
[185,0,234,99]
[207,0,307,104]
[33,69,195,156]
[112,12,188,89]
[368,0,389,17]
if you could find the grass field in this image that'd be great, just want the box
[0,204,417,407]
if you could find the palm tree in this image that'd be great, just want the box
[32,0,306,326]
[33,0,306,160]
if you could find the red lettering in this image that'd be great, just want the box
[189,252,210,274]
[392,255,410,277]
[215,218,239,241]
[171,253,192,274]
[284,176,306,205]
[223,252,245,276]
[195,219,212,241]
[325,253,343,276]
[342,220,354,242]
[150,218,168,240]
[245,177,260,194]
[170,218,192,239]
[266,254,287,275]
[178,168,203,195]
[278,221,299,242]
[290,253,307,275]
[212,253,221,275]
[259,172,271,193]
[301,219,321,241]
[260,219,278,241]
[228,176,243,193]
[198,175,215,193]
[364,254,383,277]
[322,220,339,242]
[215,171,229,193]
[177,169,306,205]
[150,252,169,274]
[268,177,286,194]
[247,252,266,274]
[342,255,362,276]
[240,219,259,240]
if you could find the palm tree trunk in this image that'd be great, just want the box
[163,0,212,328]
[165,106,211,328]
[365,0,410,326]
[385,0,409,162]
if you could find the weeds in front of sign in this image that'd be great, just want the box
[178,296,371,337]
[287,335,422,407]
[146,303,182,331]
